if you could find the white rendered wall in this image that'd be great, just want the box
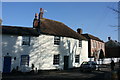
[29,35,88,70]
[2,35,23,71]
[2,34,89,71]
[81,40,89,63]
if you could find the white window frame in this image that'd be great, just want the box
[54,36,60,45]
[22,36,30,46]
[21,55,29,66]
[53,54,60,65]
[75,55,80,63]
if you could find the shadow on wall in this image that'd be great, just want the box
[58,38,78,69]
[2,35,23,72]
[30,36,58,70]
[2,35,79,72]
[2,35,53,72]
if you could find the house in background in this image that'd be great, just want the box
[1,8,89,73]
[103,37,120,64]
[105,37,120,58]
[80,31,105,62]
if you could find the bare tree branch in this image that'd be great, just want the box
[109,25,120,27]
[107,6,120,13]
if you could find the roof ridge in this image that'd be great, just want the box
[40,18,87,40]
[41,18,64,24]
[82,33,104,42]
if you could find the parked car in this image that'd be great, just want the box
[80,61,98,72]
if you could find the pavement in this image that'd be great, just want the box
[1,63,120,80]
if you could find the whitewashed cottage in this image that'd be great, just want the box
[1,8,88,73]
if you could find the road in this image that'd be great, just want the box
[2,70,111,80]
[2,64,119,80]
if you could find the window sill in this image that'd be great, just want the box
[53,64,59,66]
[54,45,60,47]
[78,47,82,49]
[22,45,30,46]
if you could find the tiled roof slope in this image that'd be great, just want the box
[40,18,87,40]
[82,33,104,42]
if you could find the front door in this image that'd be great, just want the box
[64,56,69,70]
[3,56,11,73]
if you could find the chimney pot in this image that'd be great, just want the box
[115,40,117,42]
[77,28,82,34]
[39,8,44,19]
[108,37,111,41]
[40,8,43,12]
[35,13,38,19]
[33,13,38,28]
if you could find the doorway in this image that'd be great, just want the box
[64,56,69,70]
[3,56,11,73]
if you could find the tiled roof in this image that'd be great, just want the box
[82,33,104,42]
[40,18,87,40]
[1,26,40,36]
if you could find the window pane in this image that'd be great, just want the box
[53,54,60,65]
[21,55,29,66]
[22,36,30,45]
[54,36,60,45]
[75,55,79,63]
[79,41,82,47]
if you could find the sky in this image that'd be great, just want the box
[1,0,120,2]
[1,2,119,42]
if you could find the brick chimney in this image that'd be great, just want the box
[39,8,44,19]
[77,28,82,34]
[33,8,44,28]
[33,13,38,28]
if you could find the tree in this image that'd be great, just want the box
[108,2,120,42]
